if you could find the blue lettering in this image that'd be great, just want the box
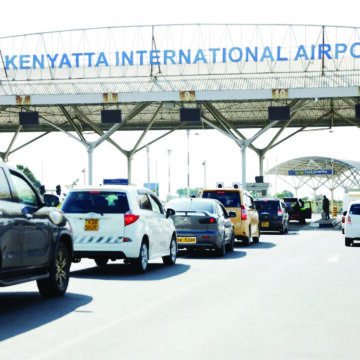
[318,44,332,59]
[311,45,316,60]
[335,43,347,59]
[350,42,360,58]
[5,55,17,69]
[229,47,242,62]
[193,49,207,64]
[245,47,258,62]
[260,47,274,61]
[72,53,83,67]
[19,55,31,69]
[179,49,191,64]
[47,54,59,68]
[209,48,220,63]
[136,50,147,65]
[33,55,45,69]
[150,50,160,65]
[95,52,108,67]
[294,45,309,61]
[277,46,288,61]
[84,52,95,67]
[59,53,72,68]
[222,48,227,63]
[164,50,176,65]
[122,51,134,66]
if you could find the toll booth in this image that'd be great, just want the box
[246,182,271,198]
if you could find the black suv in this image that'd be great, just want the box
[255,198,289,234]
[0,162,73,297]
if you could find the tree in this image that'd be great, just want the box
[275,189,294,199]
[16,164,41,189]
[176,187,201,198]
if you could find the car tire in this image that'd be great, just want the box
[243,227,251,246]
[163,236,177,265]
[226,233,235,252]
[216,240,226,257]
[37,242,70,298]
[131,241,149,273]
[253,225,260,243]
[94,257,109,267]
[345,237,353,247]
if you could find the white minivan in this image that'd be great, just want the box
[61,186,177,272]
[344,200,360,247]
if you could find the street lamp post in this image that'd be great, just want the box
[187,130,190,197]
[167,149,172,201]
[202,160,207,188]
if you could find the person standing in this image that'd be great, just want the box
[322,195,330,220]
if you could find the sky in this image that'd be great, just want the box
[0,0,359,200]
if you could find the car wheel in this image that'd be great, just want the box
[131,241,149,273]
[37,242,70,298]
[163,236,177,265]
[226,233,235,252]
[243,227,251,246]
[345,237,353,247]
[94,257,109,267]
[216,240,226,257]
[253,225,260,243]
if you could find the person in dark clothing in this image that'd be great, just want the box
[322,195,330,220]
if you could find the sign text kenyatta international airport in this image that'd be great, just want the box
[3,42,360,70]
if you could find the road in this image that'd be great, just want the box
[1,224,359,360]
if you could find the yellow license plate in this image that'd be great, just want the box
[177,237,196,244]
[85,219,99,231]
[261,222,269,227]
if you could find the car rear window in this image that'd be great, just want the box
[255,201,279,211]
[167,199,215,213]
[349,204,360,215]
[62,191,130,214]
[202,191,241,207]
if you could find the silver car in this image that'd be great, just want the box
[166,198,236,256]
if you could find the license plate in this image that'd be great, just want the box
[261,222,269,227]
[177,237,196,244]
[85,219,99,231]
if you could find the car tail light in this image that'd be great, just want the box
[241,205,247,220]
[199,217,217,224]
[124,213,140,226]
[347,216,352,224]
[278,209,283,217]
[341,216,345,224]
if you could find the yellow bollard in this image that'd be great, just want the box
[332,206,337,218]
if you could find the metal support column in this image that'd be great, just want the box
[127,154,133,184]
[241,145,247,190]
[87,144,94,186]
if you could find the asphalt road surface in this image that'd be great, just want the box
[1,223,359,360]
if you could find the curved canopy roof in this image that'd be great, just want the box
[266,156,360,191]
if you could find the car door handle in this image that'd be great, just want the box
[25,213,33,220]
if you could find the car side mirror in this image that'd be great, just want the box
[166,208,175,218]
[343,211,347,216]
[44,194,60,207]
[228,211,236,218]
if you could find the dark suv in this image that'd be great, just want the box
[0,162,73,297]
[255,198,289,234]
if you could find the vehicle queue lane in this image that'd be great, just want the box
[1,227,359,360]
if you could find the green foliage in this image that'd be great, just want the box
[176,187,201,198]
[16,164,41,189]
[274,189,294,199]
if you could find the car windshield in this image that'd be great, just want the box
[62,191,130,214]
[202,191,241,207]
[349,203,360,215]
[167,199,215,213]
[256,201,279,211]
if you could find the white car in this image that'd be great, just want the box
[61,186,177,272]
[344,200,360,247]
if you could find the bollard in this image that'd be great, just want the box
[332,206,337,218]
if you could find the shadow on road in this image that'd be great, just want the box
[235,241,276,249]
[0,292,92,341]
[178,249,247,260]
[71,262,190,281]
